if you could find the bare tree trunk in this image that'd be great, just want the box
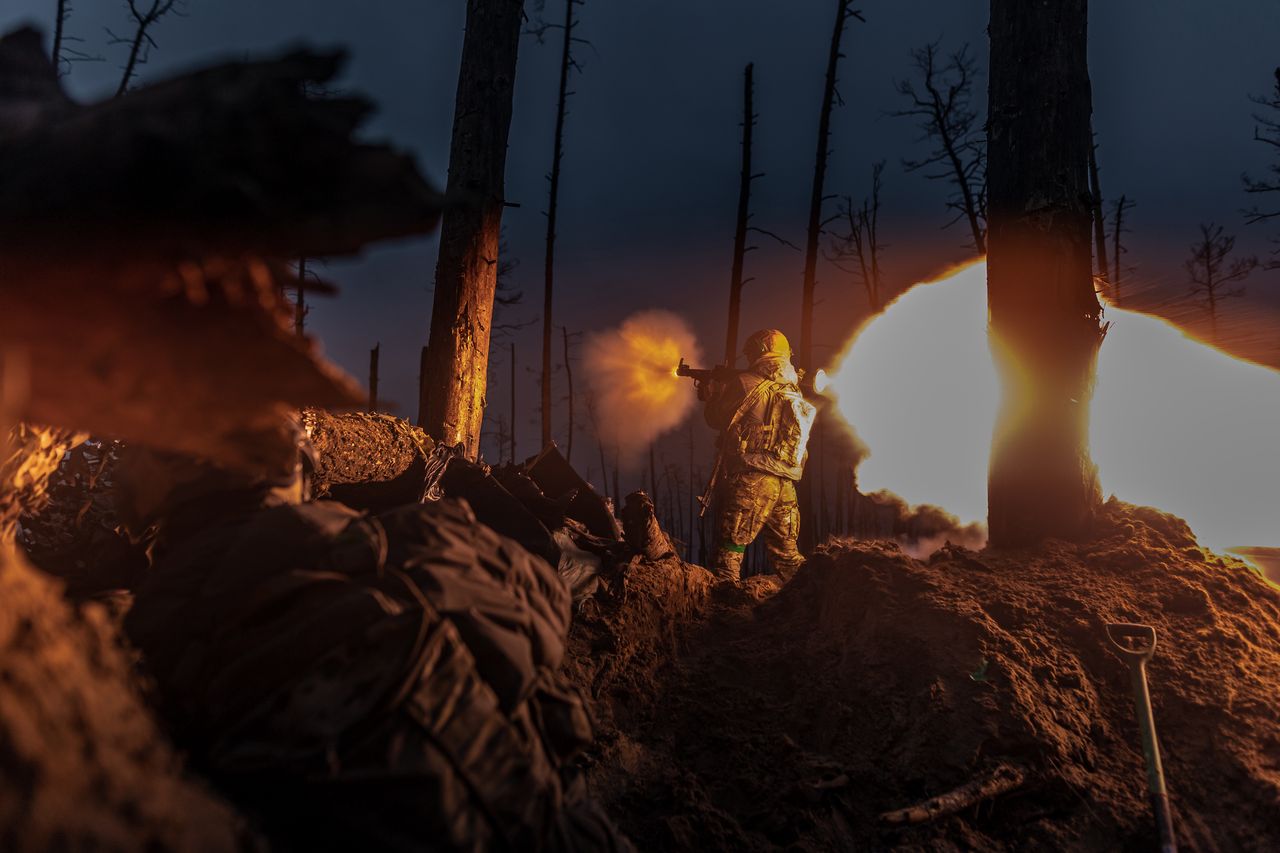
[542,0,581,448]
[611,449,620,510]
[726,62,755,366]
[799,0,854,373]
[115,0,178,97]
[798,0,854,555]
[295,256,306,336]
[649,441,657,500]
[1112,194,1130,306]
[53,0,68,78]
[509,341,517,463]
[1088,128,1110,290]
[866,162,884,310]
[420,0,523,458]
[562,326,575,463]
[368,343,379,411]
[987,0,1103,546]
[687,421,695,561]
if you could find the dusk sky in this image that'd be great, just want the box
[5,0,1278,463]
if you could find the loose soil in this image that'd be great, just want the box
[568,500,1280,851]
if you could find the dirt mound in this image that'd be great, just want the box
[0,546,247,850]
[572,500,1280,850]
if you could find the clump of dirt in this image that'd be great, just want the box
[0,545,248,850]
[571,499,1280,850]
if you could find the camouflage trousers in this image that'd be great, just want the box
[713,468,804,582]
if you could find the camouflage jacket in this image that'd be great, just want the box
[704,357,816,481]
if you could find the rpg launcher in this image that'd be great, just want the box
[676,359,740,401]
[676,358,830,401]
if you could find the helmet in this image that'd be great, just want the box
[743,329,791,364]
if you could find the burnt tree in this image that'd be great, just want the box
[52,0,68,77]
[561,326,578,463]
[1087,128,1110,291]
[1185,222,1256,345]
[113,0,179,97]
[799,0,858,372]
[986,0,1104,546]
[830,160,886,312]
[540,0,584,448]
[892,41,987,254]
[725,62,756,366]
[1243,67,1280,269]
[420,0,523,455]
[294,256,308,335]
[1110,194,1133,305]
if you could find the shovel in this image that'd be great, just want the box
[1105,622,1177,853]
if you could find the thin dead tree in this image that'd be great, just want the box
[53,0,68,76]
[368,343,379,411]
[51,1,102,79]
[1110,195,1134,305]
[509,342,517,463]
[294,256,308,336]
[585,389,609,498]
[829,160,886,312]
[986,0,1104,546]
[891,41,987,254]
[725,62,757,365]
[799,0,861,373]
[1243,67,1280,269]
[538,0,586,449]
[112,0,179,97]
[420,0,524,456]
[560,326,580,463]
[1185,222,1257,346]
[1087,127,1110,293]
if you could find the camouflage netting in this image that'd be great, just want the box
[570,500,1280,851]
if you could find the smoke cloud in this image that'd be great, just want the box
[583,310,701,464]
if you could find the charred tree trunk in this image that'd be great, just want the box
[295,256,306,336]
[987,0,1103,546]
[799,0,854,554]
[799,0,853,372]
[368,343,379,411]
[649,441,657,502]
[561,326,575,463]
[115,0,178,98]
[509,341,517,463]
[53,0,68,78]
[726,62,755,366]
[1088,129,1110,291]
[611,450,620,511]
[687,423,695,562]
[542,0,581,449]
[420,0,523,457]
[1112,194,1131,306]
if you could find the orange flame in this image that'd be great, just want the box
[583,310,701,462]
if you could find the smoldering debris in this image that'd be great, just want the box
[583,310,701,463]
[847,487,988,556]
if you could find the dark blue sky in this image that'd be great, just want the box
[5,0,1278,462]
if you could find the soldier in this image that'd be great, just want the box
[702,329,817,583]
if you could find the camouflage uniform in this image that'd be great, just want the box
[704,330,816,582]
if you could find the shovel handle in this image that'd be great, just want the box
[1105,622,1157,662]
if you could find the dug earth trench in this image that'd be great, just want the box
[567,500,1280,851]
